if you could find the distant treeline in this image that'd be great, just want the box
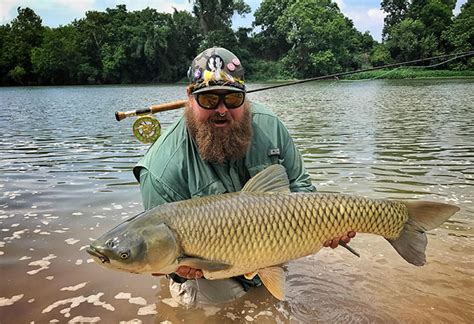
[0,0,472,86]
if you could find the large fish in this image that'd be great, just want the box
[87,165,460,300]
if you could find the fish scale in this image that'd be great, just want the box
[160,192,409,272]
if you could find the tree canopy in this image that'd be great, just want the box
[0,0,472,86]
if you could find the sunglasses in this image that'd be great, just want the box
[194,92,245,110]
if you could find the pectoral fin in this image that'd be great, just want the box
[244,271,258,280]
[258,266,286,300]
[178,256,232,271]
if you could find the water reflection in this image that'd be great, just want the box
[1,80,473,322]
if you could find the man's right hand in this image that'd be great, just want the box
[175,266,203,279]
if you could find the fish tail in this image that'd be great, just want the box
[387,201,460,266]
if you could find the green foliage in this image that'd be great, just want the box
[385,18,437,61]
[7,65,26,84]
[342,68,474,79]
[442,0,473,69]
[370,44,393,66]
[199,27,239,53]
[269,0,369,78]
[1,5,202,85]
[245,59,292,81]
[381,0,409,40]
[383,0,463,58]
[253,0,291,60]
[191,0,250,34]
[31,26,82,84]
[2,7,44,84]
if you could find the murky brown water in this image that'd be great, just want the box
[1,80,473,323]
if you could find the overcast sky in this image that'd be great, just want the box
[0,0,468,42]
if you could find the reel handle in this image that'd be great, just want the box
[115,99,187,121]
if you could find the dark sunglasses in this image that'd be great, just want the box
[194,92,245,110]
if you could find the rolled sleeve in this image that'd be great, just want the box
[138,167,186,210]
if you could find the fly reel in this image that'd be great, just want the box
[132,115,161,144]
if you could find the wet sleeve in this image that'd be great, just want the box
[137,167,185,210]
[277,121,316,193]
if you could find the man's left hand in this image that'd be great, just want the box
[323,231,356,249]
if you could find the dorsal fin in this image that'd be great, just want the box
[241,164,290,193]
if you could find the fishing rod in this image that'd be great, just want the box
[115,50,474,122]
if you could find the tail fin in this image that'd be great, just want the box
[387,201,460,266]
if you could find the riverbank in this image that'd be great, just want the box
[2,69,473,87]
[340,68,474,80]
[246,68,474,83]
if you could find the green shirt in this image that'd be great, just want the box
[133,102,315,210]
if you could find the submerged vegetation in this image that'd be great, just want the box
[0,0,472,86]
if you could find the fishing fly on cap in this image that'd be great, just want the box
[188,47,246,94]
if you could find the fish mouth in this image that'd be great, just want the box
[86,246,110,264]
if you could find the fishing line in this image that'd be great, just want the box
[346,51,474,81]
[246,50,474,92]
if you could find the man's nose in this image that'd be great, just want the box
[215,101,228,114]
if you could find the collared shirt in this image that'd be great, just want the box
[133,102,315,210]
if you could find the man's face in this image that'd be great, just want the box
[188,90,246,126]
[185,89,252,163]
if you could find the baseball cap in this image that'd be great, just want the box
[187,47,245,94]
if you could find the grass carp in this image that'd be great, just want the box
[87,165,460,300]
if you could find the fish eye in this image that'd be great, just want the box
[119,250,130,260]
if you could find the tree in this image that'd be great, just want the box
[253,0,291,60]
[4,7,44,84]
[369,43,393,66]
[382,0,459,61]
[0,24,14,84]
[442,0,473,69]
[73,10,109,83]
[381,0,409,40]
[190,0,250,35]
[409,0,455,51]
[31,26,83,84]
[273,0,366,77]
[167,10,202,80]
[385,18,437,61]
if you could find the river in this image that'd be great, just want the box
[0,79,473,323]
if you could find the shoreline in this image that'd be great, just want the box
[1,71,473,87]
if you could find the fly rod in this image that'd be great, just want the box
[115,50,474,121]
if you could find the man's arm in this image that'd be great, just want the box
[138,167,185,210]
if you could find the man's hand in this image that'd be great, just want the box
[151,266,203,279]
[174,266,203,279]
[323,231,356,249]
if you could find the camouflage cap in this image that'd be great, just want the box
[187,47,245,94]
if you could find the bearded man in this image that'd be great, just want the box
[133,47,355,307]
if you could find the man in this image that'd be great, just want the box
[133,47,355,306]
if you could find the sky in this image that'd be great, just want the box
[0,0,468,42]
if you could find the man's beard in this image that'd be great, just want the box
[185,102,253,164]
